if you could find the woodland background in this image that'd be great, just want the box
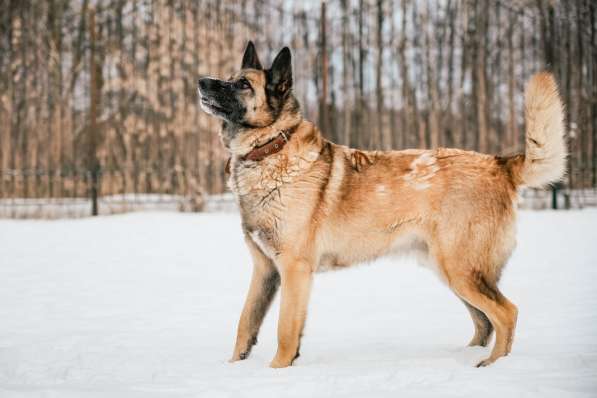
[0,0,595,217]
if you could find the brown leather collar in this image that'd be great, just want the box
[224,129,294,174]
[225,128,295,174]
[242,129,293,162]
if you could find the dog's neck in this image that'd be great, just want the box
[224,98,303,158]
[228,119,324,209]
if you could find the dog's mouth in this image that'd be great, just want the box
[200,96,228,114]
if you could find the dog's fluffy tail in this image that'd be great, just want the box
[512,72,566,188]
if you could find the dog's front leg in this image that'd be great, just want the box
[230,236,280,362]
[270,258,313,368]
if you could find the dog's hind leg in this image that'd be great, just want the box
[449,268,518,367]
[230,236,280,362]
[460,299,494,347]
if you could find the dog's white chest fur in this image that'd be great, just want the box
[249,230,278,259]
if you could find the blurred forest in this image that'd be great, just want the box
[0,0,595,215]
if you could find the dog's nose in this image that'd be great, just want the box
[198,78,209,91]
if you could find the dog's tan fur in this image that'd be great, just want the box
[204,60,565,368]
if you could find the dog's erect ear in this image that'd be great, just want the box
[269,47,293,94]
[241,41,262,70]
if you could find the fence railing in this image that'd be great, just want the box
[0,168,213,218]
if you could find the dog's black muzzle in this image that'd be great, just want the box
[197,78,246,124]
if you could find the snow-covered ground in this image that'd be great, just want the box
[0,210,596,397]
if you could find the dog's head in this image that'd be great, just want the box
[198,42,296,135]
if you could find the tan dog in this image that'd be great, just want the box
[197,42,566,368]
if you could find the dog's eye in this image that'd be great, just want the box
[238,78,251,90]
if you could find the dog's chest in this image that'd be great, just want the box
[242,204,282,260]
[248,227,278,259]
[231,152,321,260]
[232,157,289,201]
[231,152,318,210]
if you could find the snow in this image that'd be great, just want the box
[0,210,596,397]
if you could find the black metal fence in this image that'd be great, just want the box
[0,168,218,218]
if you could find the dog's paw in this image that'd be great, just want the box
[228,351,249,363]
[269,355,294,368]
[467,338,490,347]
[475,358,495,367]
[269,359,291,368]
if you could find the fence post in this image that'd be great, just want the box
[551,181,564,210]
[88,7,101,216]
[90,165,99,216]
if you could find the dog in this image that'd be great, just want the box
[197,41,566,368]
